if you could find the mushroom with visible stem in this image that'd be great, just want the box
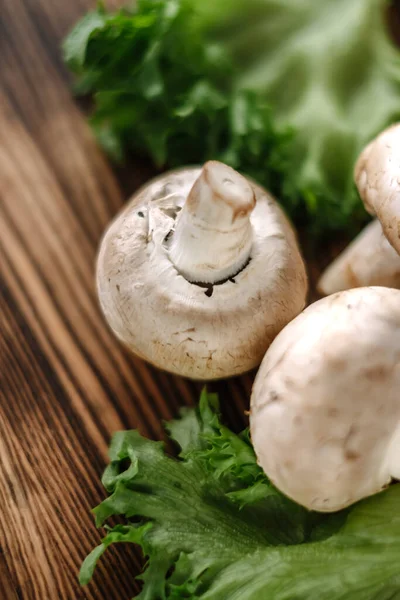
[318,124,400,295]
[250,286,400,513]
[97,161,308,380]
[318,219,400,292]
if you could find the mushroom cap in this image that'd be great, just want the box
[97,166,307,380]
[317,219,400,295]
[355,123,400,254]
[250,287,400,512]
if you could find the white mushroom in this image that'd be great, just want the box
[356,124,400,255]
[318,220,400,294]
[318,124,400,294]
[97,161,307,380]
[250,287,400,512]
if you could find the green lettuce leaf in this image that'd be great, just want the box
[63,0,400,235]
[63,0,293,218]
[81,390,400,599]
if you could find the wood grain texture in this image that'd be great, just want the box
[1,1,397,598]
[0,1,255,598]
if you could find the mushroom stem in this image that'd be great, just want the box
[168,161,256,284]
[317,219,400,295]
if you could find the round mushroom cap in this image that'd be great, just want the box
[250,287,400,512]
[96,166,307,380]
[355,123,400,254]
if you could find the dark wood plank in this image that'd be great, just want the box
[0,1,200,598]
[0,551,19,600]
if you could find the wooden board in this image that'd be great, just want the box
[2,1,398,598]
[0,1,259,598]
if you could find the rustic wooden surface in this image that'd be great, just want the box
[0,1,259,598]
[2,1,398,599]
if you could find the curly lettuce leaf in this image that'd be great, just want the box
[62,0,292,206]
[81,390,400,599]
[63,0,400,235]
[201,0,400,230]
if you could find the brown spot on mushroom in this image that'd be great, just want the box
[328,407,339,418]
[116,284,120,292]
[344,449,360,461]
[345,263,359,287]
[293,415,302,425]
[329,357,347,371]
[363,364,390,380]
[268,390,281,403]
[343,425,359,461]
[253,389,282,412]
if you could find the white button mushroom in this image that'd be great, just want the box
[250,287,400,512]
[318,124,400,294]
[96,161,307,380]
